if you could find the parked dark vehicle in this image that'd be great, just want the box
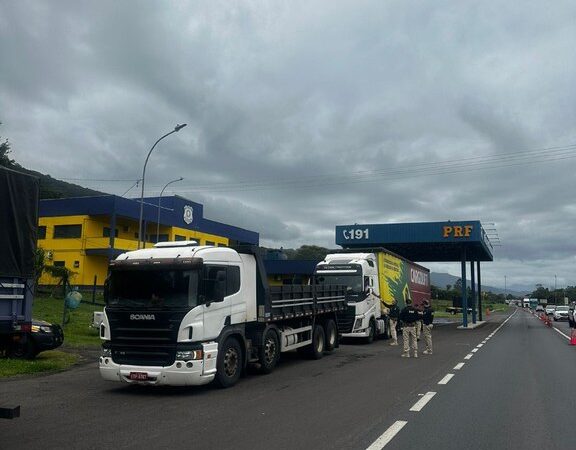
[0,166,63,359]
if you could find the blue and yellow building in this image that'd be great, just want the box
[38,195,259,287]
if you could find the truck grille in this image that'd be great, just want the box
[336,306,356,334]
[106,310,187,366]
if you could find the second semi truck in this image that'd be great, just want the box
[314,248,431,342]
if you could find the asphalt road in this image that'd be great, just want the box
[1,309,573,450]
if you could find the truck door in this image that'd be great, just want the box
[201,265,232,340]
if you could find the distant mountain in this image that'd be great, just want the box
[2,163,105,199]
[431,272,525,297]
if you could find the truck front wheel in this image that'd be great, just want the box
[258,329,280,374]
[364,319,376,344]
[215,337,242,388]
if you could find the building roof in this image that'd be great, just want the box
[39,194,259,245]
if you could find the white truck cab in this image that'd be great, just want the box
[315,253,387,343]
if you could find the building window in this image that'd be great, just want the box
[103,227,119,238]
[38,226,47,240]
[53,224,82,239]
[149,234,169,244]
[175,235,186,241]
[206,241,215,246]
[53,261,65,267]
[73,261,80,268]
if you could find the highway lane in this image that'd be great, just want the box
[380,308,575,450]
[2,313,510,450]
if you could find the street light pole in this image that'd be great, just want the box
[554,274,557,305]
[137,124,187,249]
[156,177,183,243]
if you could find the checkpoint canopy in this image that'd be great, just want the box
[335,221,493,328]
[335,221,493,262]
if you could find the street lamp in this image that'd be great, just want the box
[156,177,183,243]
[554,274,557,305]
[137,124,187,249]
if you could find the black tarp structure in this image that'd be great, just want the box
[0,166,39,278]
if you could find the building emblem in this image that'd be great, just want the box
[183,205,194,225]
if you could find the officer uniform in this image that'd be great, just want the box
[388,303,400,346]
[399,301,420,357]
[422,301,434,354]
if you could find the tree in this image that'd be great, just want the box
[34,247,47,287]
[44,265,76,298]
[0,122,15,168]
[291,245,330,261]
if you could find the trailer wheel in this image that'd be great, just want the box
[7,338,37,359]
[305,324,325,360]
[215,337,242,388]
[259,329,280,374]
[324,320,337,352]
[364,319,376,344]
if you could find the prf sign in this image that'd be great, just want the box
[443,224,473,238]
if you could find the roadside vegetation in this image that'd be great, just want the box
[0,350,79,378]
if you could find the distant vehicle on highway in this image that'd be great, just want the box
[553,305,569,321]
[545,305,556,315]
[535,305,545,313]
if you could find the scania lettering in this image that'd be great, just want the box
[314,248,431,343]
[99,242,349,388]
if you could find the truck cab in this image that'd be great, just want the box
[315,253,386,342]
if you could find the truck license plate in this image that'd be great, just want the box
[129,372,148,381]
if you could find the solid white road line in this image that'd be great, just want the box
[453,362,465,370]
[464,353,473,360]
[409,392,437,412]
[366,421,408,450]
[438,374,454,385]
[552,327,570,340]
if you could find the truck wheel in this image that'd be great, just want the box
[7,338,37,359]
[215,337,242,388]
[324,320,337,352]
[305,324,325,360]
[259,329,280,374]
[364,319,376,344]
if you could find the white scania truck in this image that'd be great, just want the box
[314,249,431,343]
[99,242,349,387]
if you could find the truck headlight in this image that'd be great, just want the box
[354,318,363,330]
[176,350,203,361]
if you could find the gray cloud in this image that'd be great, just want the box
[1,0,576,290]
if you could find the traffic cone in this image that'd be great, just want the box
[570,329,576,346]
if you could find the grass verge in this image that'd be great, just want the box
[0,351,79,377]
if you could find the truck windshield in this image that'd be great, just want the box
[107,269,199,309]
[315,274,363,300]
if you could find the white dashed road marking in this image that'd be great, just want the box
[366,421,408,450]
[464,353,473,360]
[409,392,437,412]
[453,362,465,370]
[438,374,454,385]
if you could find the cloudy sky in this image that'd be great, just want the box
[1,0,575,292]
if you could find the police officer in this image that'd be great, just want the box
[422,300,434,355]
[399,299,420,358]
[388,301,400,346]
